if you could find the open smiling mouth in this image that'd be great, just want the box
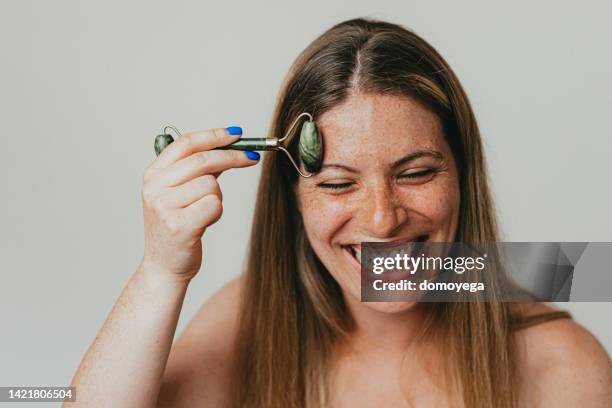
[341,234,430,267]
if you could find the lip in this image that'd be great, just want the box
[341,234,428,248]
[341,234,429,283]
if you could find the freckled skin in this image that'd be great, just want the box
[296,92,460,315]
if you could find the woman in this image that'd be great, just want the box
[68,18,611,407]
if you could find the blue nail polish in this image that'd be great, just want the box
[226,126,242,136]
[244,151,260,161]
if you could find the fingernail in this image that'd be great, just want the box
[226,126,242,136]
[244,151,260,161]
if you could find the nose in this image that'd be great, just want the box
[360,181,408,238]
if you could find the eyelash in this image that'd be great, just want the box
[318,169,436,190]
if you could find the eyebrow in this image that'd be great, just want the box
[319,149,445,173]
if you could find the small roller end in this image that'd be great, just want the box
[154,134,174,156]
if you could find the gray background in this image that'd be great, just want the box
[1,0,610,401]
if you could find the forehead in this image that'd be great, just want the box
[316,93,446,165]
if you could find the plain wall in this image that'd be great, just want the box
[1,0,610,399]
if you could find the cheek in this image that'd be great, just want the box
[300,194,352,245]
[403,175,460,226]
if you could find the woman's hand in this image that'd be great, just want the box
[140,127,259,282]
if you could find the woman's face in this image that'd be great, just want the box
[296,92,460,314]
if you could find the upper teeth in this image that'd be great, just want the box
[345,236,427,264]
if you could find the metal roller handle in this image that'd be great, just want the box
[213,138,279,151]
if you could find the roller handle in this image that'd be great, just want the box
[154,135,277,157]
[213,138,277,151]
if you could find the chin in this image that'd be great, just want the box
[361,300,419,314]
[340,281,420,315]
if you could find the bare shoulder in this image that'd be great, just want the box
[515,303,612,407]
[156,274,245,408]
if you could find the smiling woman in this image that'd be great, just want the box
[67,17,611,408]
[227,18,611,408]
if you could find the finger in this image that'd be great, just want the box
[157,149,260,188]
[182,193,223,230]
[152,127,242,169]
[165,174,222,208]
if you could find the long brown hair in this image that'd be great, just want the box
[231,18,568,407]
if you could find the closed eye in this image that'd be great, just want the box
[399,168,435,179]
[318,181,354,190]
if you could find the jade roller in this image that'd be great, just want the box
[154,112,323,178]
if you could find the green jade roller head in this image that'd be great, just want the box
[154,112,323,178]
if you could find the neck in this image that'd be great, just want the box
[340,291,428,356]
